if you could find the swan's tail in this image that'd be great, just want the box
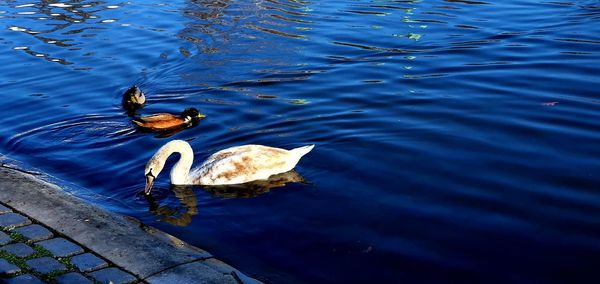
[290,144,315,159]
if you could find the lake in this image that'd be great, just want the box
[1,0,599,283]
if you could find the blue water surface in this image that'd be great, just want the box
[1,0,599,283]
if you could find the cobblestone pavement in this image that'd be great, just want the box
[0,162,260,284]
[0,203,139,284]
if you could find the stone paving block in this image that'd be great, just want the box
[1,243,35,257]
[13,224,53,242]
[146,261,237,284]
[0,258,21,275]
[202,258,261,284]
[88,267,137,284]
[0,203,11,214]
[0,230,11,245]
[0,213,31,229]
[56,272,93,284]
[5,274,44,284]
[36,237,83,257]
[26,256,67,274]
[70,252,108,272]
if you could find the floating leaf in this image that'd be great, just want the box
[290,99,309,105]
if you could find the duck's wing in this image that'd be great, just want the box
[192,145,302,185]
[137,113,177,122]
[133,113,186,130]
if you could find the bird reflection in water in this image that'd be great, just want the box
[145,184,198,227]
[145,170,306,226]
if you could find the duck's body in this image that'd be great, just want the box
[144,140,314,194]
[133,108,205,131]
[133,113,191,131]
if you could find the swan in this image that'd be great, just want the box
[143,140,314,195]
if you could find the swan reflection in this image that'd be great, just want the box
[146,184,198,227]
[201,170,306,198]
[145,170,306,226]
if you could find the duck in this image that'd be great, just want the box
[143,140,314,195]
[122,86,146,113]
[132,108,206,132]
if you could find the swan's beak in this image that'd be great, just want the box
[144,174,155,195]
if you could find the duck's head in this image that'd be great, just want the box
[181,107,206,121]
[123,85,146,107]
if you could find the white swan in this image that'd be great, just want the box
[143,140,314,195]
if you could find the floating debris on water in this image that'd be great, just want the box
[290,99,310,105]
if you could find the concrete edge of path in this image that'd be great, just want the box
[0,162,261,284]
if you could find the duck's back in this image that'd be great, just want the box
[133,113,185,130]
[193,145,312,185]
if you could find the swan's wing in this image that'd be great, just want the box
[200,146,251,166]
[192,145,295,185]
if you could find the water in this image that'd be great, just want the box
[1,0,599,282]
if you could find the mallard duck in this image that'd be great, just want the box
[133,108,206,132]
[122,86,145,113]
[143,140,314,195]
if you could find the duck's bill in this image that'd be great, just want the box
[197,113,206,118]
[144,175,155,195]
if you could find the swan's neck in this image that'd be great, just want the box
[154,140,194,185]
[171,150,193,184]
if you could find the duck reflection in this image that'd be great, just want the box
[145,170,306,226]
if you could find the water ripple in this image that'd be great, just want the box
[1,0,600,283]
[7,114,136,151]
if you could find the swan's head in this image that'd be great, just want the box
[144,151,166,195]
[143,140,194,195]
[124,85,146,106]
[181,107,206,121]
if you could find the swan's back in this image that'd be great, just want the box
[193,144,314,185]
